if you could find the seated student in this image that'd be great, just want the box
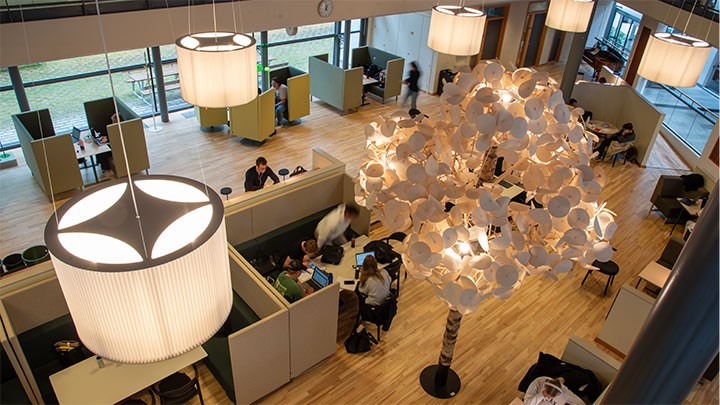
[594,122,635,160]
[568,98,592,122]
[315,203,360,247]
[273,260,313,303]
[358,255,391,306]
[244,156,280,192]
[284,239,320,268]
[96,113,121,177]
[524,376,584,405]
[271,77,288,128]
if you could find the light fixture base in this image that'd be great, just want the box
[419,364,461,399]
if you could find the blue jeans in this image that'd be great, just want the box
[402,89,419,110]
[275,104,287,126]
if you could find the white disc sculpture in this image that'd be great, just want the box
[355,61,616,397]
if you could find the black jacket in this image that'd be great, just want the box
[244,166,280,191]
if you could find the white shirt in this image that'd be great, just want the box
[315,204,351,247]
[276,84,288,103]
[358,269,391,306]
[524,377,585,405]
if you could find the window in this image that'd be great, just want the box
[604,4,641,54]
[0,69,19,148]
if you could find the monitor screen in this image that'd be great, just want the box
[310,264,330,288]
[71,127,81,142]
[355,251,375,267]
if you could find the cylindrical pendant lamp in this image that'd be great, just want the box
[44,175,232,364]
[546,0,594,33]
[637,32,711,88]
[176,32,257,108]
[427,6,487,56]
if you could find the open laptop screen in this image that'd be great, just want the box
[310,263,330,288]
[355,251,375,267]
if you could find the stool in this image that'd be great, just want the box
[278,168,290,181]
[2,253,26,273]
[220,187,232,201]
[581,260,619,295]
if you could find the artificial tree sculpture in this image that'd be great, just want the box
[355,61,617,398]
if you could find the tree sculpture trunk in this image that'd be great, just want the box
[436,309,463,385]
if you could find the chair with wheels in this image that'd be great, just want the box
[151,364,204,404]
[581,260,620,295]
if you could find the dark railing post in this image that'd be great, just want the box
[8,66,30,112]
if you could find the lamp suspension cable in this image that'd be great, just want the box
[93,0,149,258]
[212,0,218,37]
[231,0,238,34]
[672,0,683,31]
[19,4,59,227]
[187,0,191,36]
[683,0,700,34]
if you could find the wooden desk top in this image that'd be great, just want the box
[638,261,671,289]
[587,120,619,136]
[75,133,111,159]
[49,346,206,405]
[363,76,379,86]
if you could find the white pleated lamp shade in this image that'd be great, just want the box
[44,175,232,364]
[637,32,711,88]
[176,32,257,108]
[546,0,594,32]
[428,6,487,56]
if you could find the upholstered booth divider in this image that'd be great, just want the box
[269,66,311,122]
[195,106,228,128]
[351,46,405,102]
[229,89,275,143]
[308,54,363,114]
[1,326,35,404]
[12,109,82,199]
[83,97,150,177]
[571,82,665,166]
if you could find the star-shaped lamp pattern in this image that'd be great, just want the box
[355,61,617,315]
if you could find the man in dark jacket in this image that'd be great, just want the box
[244,156,280,192]
[594,122,636,160]
[402,61,421,110]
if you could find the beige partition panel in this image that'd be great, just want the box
[287,73,310,121]
[227,249,290,404]
[0,304,39,404]
[0,301,43,404]
[571,82,664,166]
[195,106,228,127]
[287,282,339,378]
[597,284,655,356]
[107,118,150,178]
[1,277,69,336]
[562,335,621,388]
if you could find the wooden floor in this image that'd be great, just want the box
[1,64,717,404]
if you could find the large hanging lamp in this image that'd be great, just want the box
[176,32,257,108]
[546,0,594,33]
[44,175,232,364]
[637,32,711,88]
[427,5,487,56]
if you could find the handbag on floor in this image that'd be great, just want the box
[344,326,378,354]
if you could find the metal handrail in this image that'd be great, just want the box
[659,83,719,123]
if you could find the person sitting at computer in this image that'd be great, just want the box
[273,260,313,303]
[594,122,635,161]
[96,113,121,177]
[284,239,320,268]
[524,377,584,405]
[244,157,280,192]
[358,255,391,306]
[315,203,360,247]
[271,77,288,128]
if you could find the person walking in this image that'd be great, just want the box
[402,62,420,111]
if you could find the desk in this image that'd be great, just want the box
[49,346,206,405]
[74,131,111,184]
[587,120,618,137]
[670,198,702,234]
[636,261,671,291]
[361,76,379,106]
[301,235,371,291]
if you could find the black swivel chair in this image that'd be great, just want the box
[152,365,204,404]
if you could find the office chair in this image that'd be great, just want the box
[356,289,398,341]
[152,364,204,404]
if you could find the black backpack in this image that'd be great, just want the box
[363,240,399,264]
[344,327,378,354]
[289,166,307,178]
[320,245,344,265]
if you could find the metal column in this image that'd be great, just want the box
[333,22,342,66]
[150,47,169,122]
[8,67,30,112]
[603,185,719,404]
[342,20,352,69]
[359,18,369,46]
[260,31,269,91]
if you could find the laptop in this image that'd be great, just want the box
[355,251,375,267]
[306,263,331,290]
[71,127,82,142]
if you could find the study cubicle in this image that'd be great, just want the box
[224,148,369,378]
[0,249,290,405]
[308,54,363,114]
[12,109,83,199]
[269,66,311,123]
[351,46,405,102]
[229,88,276,143]
[571,81,665,166]
[83,97,150,178]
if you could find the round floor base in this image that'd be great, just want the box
[419,364,461,399]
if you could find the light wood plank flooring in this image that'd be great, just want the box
[1,67,716,404]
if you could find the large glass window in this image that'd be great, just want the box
[0,70,19,148]
[604,4,641,55]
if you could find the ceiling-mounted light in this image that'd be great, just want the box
[546,0,594,33]
[44,175,233,364]
[637,33,711,88]
[427,5,487,56]
[176,32,257,108]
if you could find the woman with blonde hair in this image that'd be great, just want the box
[524,377,584,405]
[358,255,391,306]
